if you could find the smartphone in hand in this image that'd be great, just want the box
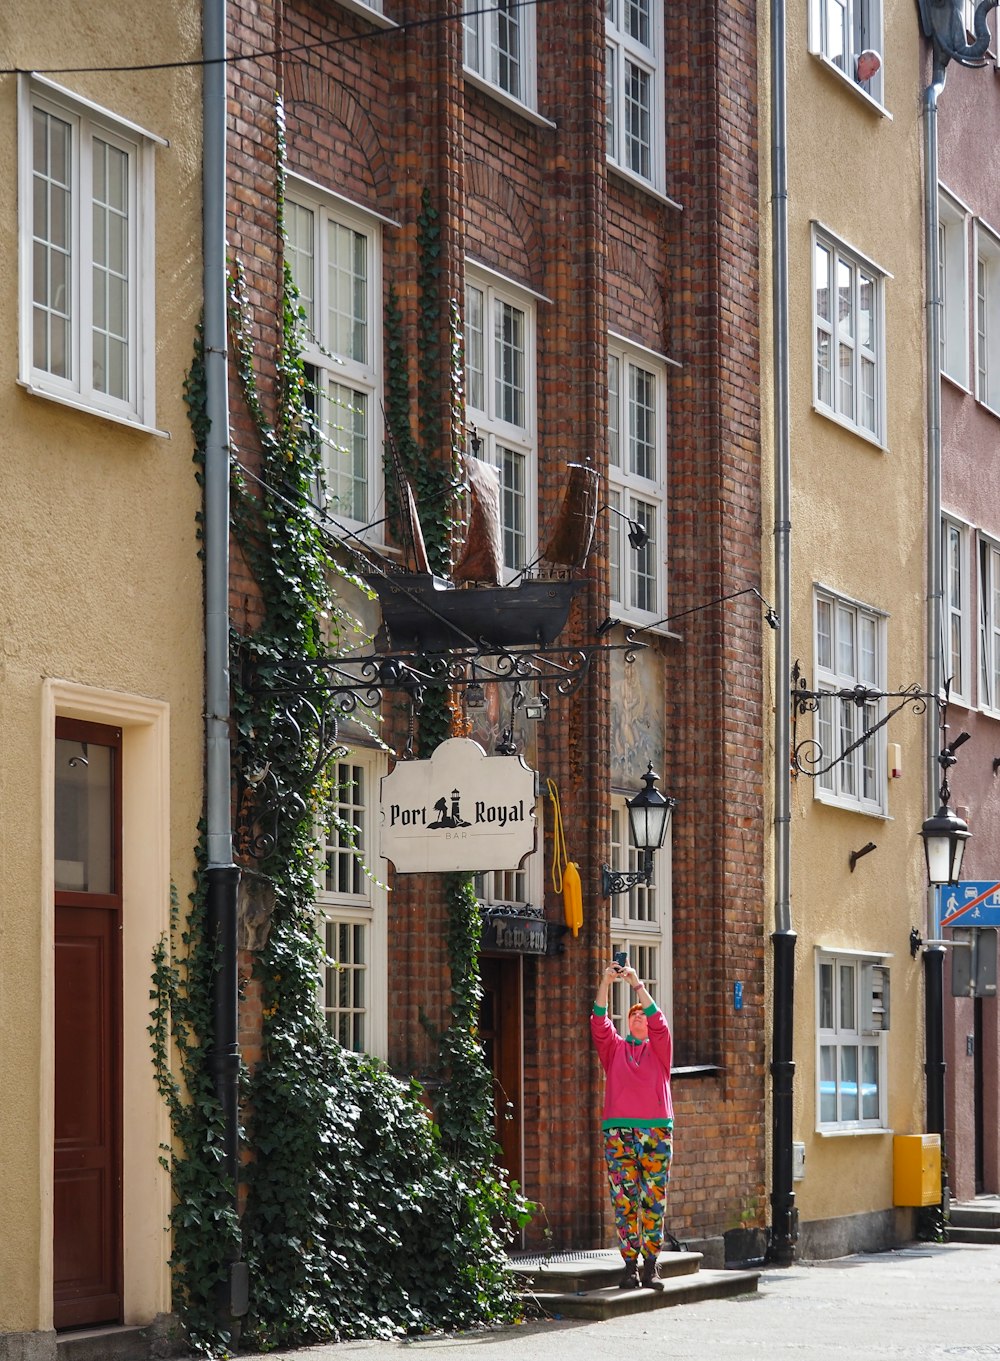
[613,951,628,969]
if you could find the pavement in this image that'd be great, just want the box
[227,1238,1000,1361]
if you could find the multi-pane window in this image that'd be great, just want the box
[975,224,1000,412]
[809,0,884,102]
[817,953,888,1130]
[978,537,1000,714]
[316,752,388,1058]
[19,76,157,426]
[463,0,535,105]
[609,795,672,1025]
[606,0,664,188]
[814,590,886,813]
[465,270,536,573]
[939,192,969,387]
[608,340,666,623]
[813,230,885,443]
[943,518,971,707]
[286,185,381,529]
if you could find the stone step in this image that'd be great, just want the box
[949,1206,1000,1230]
[56,1325,151,1361]
[511,1250,702,1294]
[523,1266,761,1321]
[948,1225,1000,1244]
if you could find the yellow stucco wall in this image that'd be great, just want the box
[760,0,931,1231]
[0,6,202,1333]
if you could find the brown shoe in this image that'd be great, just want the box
[618,1258,640,1289]
[640,1251,662,1288]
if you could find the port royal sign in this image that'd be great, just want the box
[379,737,536,873]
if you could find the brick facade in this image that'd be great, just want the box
[227,0,765,1254]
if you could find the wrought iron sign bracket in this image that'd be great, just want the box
[789,659,936,779]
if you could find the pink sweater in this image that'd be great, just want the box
[590,1006,674,1129]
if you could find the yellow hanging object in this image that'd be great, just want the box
[548,778,583,937]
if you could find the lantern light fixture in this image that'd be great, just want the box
[602,763,676,897]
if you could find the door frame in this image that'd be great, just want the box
[42,681,174,1329]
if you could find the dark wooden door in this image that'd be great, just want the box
[53,719,123,1329]
[479,956,522,1187]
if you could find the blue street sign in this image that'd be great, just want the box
[935,881,1000,936]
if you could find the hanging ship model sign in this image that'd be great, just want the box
[368,450,601,654]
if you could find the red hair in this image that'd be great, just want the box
[628,1002,645,1018]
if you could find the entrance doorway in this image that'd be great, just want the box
[479,956,523,1187]
[53,718,123,1329]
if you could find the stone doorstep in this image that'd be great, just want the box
[949,1206,1000,1231]
[55,1326,149,1361]
[522,1267,761,1321]
[509,1250,703,1294]
[948,1225,1000,1243]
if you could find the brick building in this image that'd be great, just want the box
[226,0,766,1257]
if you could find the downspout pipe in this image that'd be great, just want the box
[922,67,950,1225]
[768,0,798,1266]
[203,0,248,1322]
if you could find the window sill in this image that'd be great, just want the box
[19,379,168,438]
[813,787,890,820]
[975,394,1000,423]
[608,611,682,643]
[672,1065,722,1079]
[810,51,892,120]
[463,71,556,130]
[816,1125,892,1138]
[942,370,972,397]
[331,0,398,28]
[811,401,887,452]
[607,162,683,213]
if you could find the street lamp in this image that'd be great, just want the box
[601,763,676,897]
[919,729,971,887]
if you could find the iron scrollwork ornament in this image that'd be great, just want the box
[789,660,932,779]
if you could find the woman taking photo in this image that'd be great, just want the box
[591,959,674,1289]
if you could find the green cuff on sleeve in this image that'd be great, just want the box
[643,1003,657,1016]
[593,1004,607,1016]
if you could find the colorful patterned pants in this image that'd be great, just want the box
[603,1124,673,1260]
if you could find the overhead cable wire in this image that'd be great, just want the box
[0,0,550,77]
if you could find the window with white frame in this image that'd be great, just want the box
[814,589,887,813]
[465,269,536,573]
[608,338,667,625]
[979,536,1000,714]
[816,951,889,1130]
[463,0,536,105]
[943,518,971,707]
[316,751,388,1058]
[939,192,969,387]
[605,0,665,189]
[808,0,884,103]
[975,223,1000,413]
[813,229,885,443]
[474,808,543,911]
[19,76,158,427]
[286,184,382,531]
[609,794,672,1027]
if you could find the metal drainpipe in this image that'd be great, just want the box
[922,71,950,1224]
[768,0,798,1266]
[203,0,248,1323]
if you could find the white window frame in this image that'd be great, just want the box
[608,336,668,628]
[943,517,972,708]
[609,792,672,1027]
[939,191,969,388]
[18,75,159,430]
[808,0,885,105]
[463,0,537,107]
[316,749,389,1060]
[474,801,543,911]
[974,220,1000,414]
[816,950,889,1132]
[465,266,537,576]
[285,179,383,538]
[813,588,888,815]
[978,534,1000,716]
[605,0,665,191]
[812,226,887,446]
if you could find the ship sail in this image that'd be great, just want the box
[453,455,504,586]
